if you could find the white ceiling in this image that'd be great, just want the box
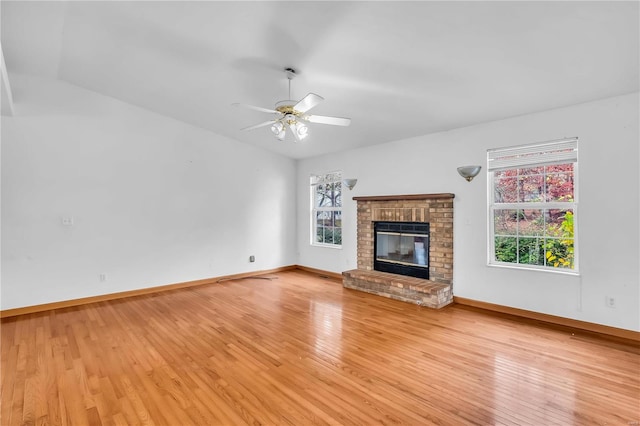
[2,1,638,159]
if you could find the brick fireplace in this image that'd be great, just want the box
[342,193,454,308]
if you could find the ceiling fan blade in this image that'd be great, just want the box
[241,121,276,131]
[304,114,351,126]
[232,103,279,114]
[293,93,324,113]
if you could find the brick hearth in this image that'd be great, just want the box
[342,193,454,308]
[342,269,452,308]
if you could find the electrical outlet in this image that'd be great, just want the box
[606,296,615,308]
[249,255,255,263]
[99,273,107,282]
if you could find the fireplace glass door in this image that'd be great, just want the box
[374,222,430,279]
[376,232,429,266]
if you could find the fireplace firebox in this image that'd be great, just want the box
[374,221,430,280]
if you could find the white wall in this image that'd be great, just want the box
[297,92,639,332]
[3,75,637,332]
[1,75,297,310]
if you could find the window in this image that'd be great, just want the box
[487,138,578,272]
[311,171,342,247]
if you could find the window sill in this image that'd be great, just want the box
[487,262,580,276]
[311,243,343,250]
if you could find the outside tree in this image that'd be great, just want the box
[493,164,574,269]
[312,174,342,245]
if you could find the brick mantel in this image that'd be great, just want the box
[352,193,455,202]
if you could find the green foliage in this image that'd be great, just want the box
[519,237,544,266]
[495,237,518,263]
[317,227,342,245]
[495,236,544,265]
[544,211,574,268]
[495,211,574,269]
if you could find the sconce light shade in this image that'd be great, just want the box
[457,165,482,182]
[343,178,358,190]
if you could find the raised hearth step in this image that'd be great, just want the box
[342,269,453,309]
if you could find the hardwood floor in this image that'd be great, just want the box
[2,270,639,425]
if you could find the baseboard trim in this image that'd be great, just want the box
[453,296,640,343]
[0,266,298,319]
[4,269,637,344]
[294,265,343,281]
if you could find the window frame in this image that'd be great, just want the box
[310,171,343,249]
[487,138,579,274]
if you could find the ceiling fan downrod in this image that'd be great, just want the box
[284,67,296,99]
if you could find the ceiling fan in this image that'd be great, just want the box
[233,68,351,142]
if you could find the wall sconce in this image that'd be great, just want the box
[343,178,358,190]
[457,166,482,182]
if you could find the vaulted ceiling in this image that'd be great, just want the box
[2,1,638,159]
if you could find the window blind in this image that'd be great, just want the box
[310,171,342,185]
[487,137,578,171]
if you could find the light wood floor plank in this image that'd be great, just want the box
[2,270,639,425]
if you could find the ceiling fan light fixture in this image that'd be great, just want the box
[234,67,351,143]
[271,121,284,135]
[296,123,308,139]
